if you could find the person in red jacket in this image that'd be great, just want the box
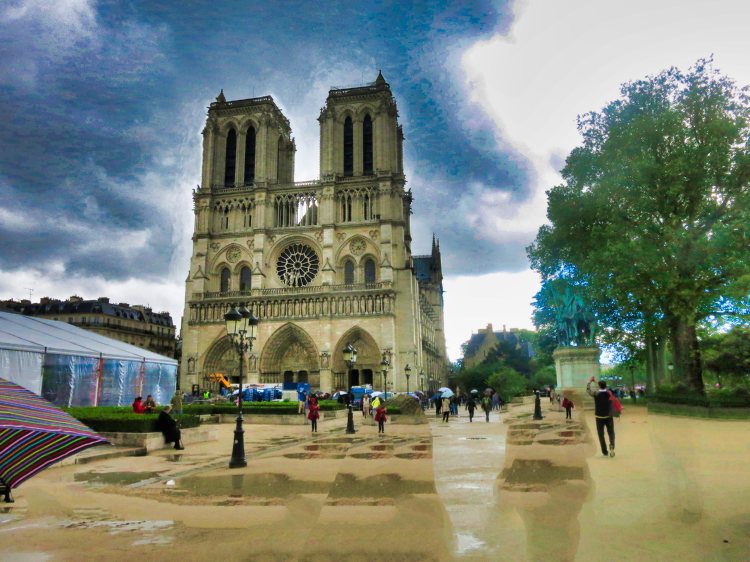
[307,395,320,433]
[562,396,574,420]
[374,403,388,434]
[132,396,145,414]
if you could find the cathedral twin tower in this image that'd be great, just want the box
[181,72,448,394]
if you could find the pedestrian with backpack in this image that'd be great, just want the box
[481,395,492,422]
[586,377,616,457]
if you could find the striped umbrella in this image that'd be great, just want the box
[0,378,109,502]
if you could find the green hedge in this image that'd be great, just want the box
[655,389,750,408]
[64,407,200,433]
[182,400,345,416]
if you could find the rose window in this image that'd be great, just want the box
[276,243,319,287]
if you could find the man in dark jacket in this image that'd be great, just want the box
[586,377,615,457]
[157,406,184,450]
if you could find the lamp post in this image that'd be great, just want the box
[404,364,411,394]
[224,304,258,469]
[343,343,357,434]
[420,371,425,392]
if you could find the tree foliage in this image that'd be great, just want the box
[528,59,750,393]
[702,326,750,382]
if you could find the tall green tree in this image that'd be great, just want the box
[528,59,750,393]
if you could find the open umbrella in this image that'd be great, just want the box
[441,389,455,398]
[0,378,109,503]
[438,387,451,393]
[370,391,384,398]
[470,389,479,395]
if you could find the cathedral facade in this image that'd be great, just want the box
[180,73,448,393]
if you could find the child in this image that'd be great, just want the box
[307,396,320,433]
[374,402,388,434]
[562,396,574,420]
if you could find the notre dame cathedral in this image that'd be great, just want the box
[180,72,448,393]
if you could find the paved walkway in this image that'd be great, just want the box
[2,403,750,561]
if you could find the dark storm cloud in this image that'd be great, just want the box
[0,0,529,283]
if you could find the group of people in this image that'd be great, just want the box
[302,389,388,434]
[131,391,185,450]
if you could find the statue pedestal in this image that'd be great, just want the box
[553,346,600,410]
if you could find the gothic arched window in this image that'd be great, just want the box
[363,114,373,175]
[244,126,255,185]
[343,116,353,176]
[344,260,355,284]
[220,267,231,293]
[224,129,237,186]
[239,266,251,291]
[364,258,376,283]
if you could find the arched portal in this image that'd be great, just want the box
[333,327,382,390]
[260,323,320,386]
[202,336,241,389]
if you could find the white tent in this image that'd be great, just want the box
[0,311,177,406]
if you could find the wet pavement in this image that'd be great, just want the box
[1,402,750,561]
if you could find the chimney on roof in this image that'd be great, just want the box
[68,295,83,303]
[97,297,109,303]
[503,324,507,333]
[118,303,130,308]
[40,297,50,305]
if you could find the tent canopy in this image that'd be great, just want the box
[0,312,176,363]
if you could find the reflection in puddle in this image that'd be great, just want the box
[329,473,435,498]
[75,472,162,486]
[496,418,594,562]
[284,452,346,460]
[176,473,329,498]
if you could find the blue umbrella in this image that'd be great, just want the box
[441,389,455,398]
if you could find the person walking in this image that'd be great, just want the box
[587,376,616,457]
[466,396,476,422]
[441,396,451,422]
[307,395,320,433]
[374,402,388,434]
[298,388,307,415]
[562,396,574,420]
[481,394,492,422]
[362,394,371,418]
[491,392,500,411]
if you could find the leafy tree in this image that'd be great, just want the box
[487,367,528,402]
[702,326,750,384]
[528,59,750,393]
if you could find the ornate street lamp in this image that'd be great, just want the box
[224,303,259,468]
[343,343,357,434]
[380,353,389,399]
[404,364,411,394]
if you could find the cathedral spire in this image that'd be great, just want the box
[375,70,387,87]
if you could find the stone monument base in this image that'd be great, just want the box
[553,346,601,410]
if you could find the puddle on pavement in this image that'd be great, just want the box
[329,473,435,498]
[455,532,485,554]
[412,444,430,451]
[461,437,487,440]
[175,473,329,497]
[501,459,584,487]
[394,452,430,459]
[349,452,393,459]
[75,471,162,487]
[283,452,346,460]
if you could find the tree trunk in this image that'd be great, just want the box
[668,314,704,394]
[645,335,658,391]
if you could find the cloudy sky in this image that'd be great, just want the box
[1,0,749,360]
